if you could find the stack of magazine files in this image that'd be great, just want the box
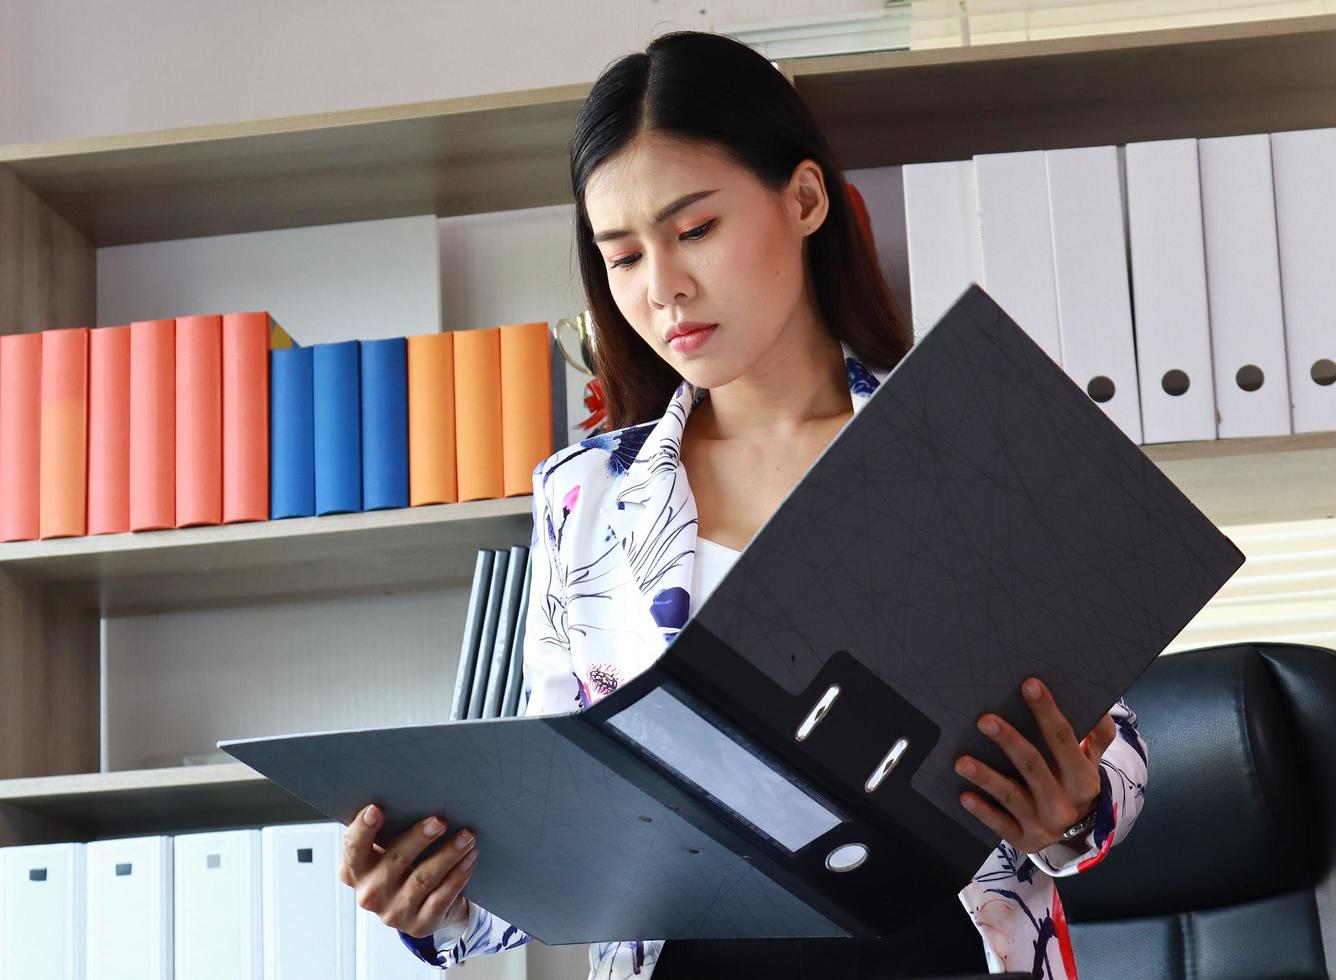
[451,545,532,720]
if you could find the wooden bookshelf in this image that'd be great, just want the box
[3,13,1336,846]
[0,15,1334,248]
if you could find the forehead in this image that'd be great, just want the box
[584,135,746,228]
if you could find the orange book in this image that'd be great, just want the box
[176,315,223,528]
[0,332,42,542]
[223,311,286,524]
[130,318,176,532]
[88,324,132,536]
[39,327,90,540]
[499,321,553,498]
[407,332,458,506]
[453,328,504,503]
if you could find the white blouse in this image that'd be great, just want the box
[689,536,742,615]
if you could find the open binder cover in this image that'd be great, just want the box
[221,283,1245,946]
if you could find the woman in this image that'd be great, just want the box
[338,29,1149,979]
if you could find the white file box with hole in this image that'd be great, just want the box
[1125,138,1218,443]
[262,821,355,980]
[974,149,1063,364]
[0,842,86,980]
[903,159,982,345]
[355,904,442,980]
[1270,127,1336,434]
[1198,133,1292,438]
[1046,145,1143,444]
[86,836,173,980]
[174,829,262,980]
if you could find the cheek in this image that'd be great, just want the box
[607,272,655,343]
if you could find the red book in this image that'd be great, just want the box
[0,332,42,542]
[176,315,223,528]
[88,325,132,536]
[39,327,89,540]
[222,311,273,524]
[129,319,175,532]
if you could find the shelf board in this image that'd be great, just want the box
[1143,430,1336,528]
[0,763,320,840]
[0,496,534,615]
[4,15,1336,246]
[0,82,591,246]
[792,13,1336,170]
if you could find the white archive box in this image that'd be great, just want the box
[1198,132,1292,438]
[0,842,86,980]
[902,159,983,345]
[1270,126,1336,434]
[1124,138,1218,444]
[356,904,443,980]
[973,149,1064,364]
[262,822,355,980]
[174,829,262,980]
[1045,144,1144,444]
[86,836,173,980]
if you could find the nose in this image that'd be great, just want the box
[645,248,696,310]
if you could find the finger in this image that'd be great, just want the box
[977,709,1064,808]
[955,755,1035,826]
[376,815,452,892]
[392,832,479,936]
[958,787,1024,848]
[1020,678,1088,783]
[1084,713,1117,762]
[341,803,386,883]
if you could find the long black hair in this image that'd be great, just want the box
[568,29,911,431]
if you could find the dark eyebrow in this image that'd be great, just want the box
[591,189,719,244]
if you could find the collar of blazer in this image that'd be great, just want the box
[589,339,894,640]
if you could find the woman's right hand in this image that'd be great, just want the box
[337,802,479,940]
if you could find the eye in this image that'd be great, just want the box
[607,220,715,271]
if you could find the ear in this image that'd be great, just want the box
[786,158,829,238]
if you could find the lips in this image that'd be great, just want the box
[664,321,717,343]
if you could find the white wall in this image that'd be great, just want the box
[0,0,876,144]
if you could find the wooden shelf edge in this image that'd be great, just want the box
[783,11,1336,79]
[0,495,533,569]
[0,81,593,166]
[1141,430,1336,463]
[0,762,264,802]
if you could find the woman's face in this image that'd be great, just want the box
[583,133,828,390]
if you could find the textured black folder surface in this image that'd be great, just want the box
[654,282,1245,856]
[221,283,1245,946]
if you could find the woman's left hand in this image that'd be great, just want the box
[954,676,1117,853]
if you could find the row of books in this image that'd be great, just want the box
[450,545,533,721]
[903,125,1336,444]
[0,312,292,543]
[1,824,443,980]
[0,316,562,544]
[269,323,556,520]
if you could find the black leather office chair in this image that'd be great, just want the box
[1061,641,1336,980]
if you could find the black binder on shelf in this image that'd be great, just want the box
[220,283,1245,947]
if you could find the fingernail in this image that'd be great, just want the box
[1025,679,1042,700]
[364,805,380,826]
[961,795,976,810]
[424,818,443,837]
[956,759,976,777]
[979,716,999,735]
[455,830,475,851]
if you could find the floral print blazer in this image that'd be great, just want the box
[402,340,1149,979]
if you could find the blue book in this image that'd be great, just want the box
[359,337,408,511]
[270,346,315,519]
[313,341,362,516]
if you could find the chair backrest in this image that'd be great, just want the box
[1059,641,1336,979]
